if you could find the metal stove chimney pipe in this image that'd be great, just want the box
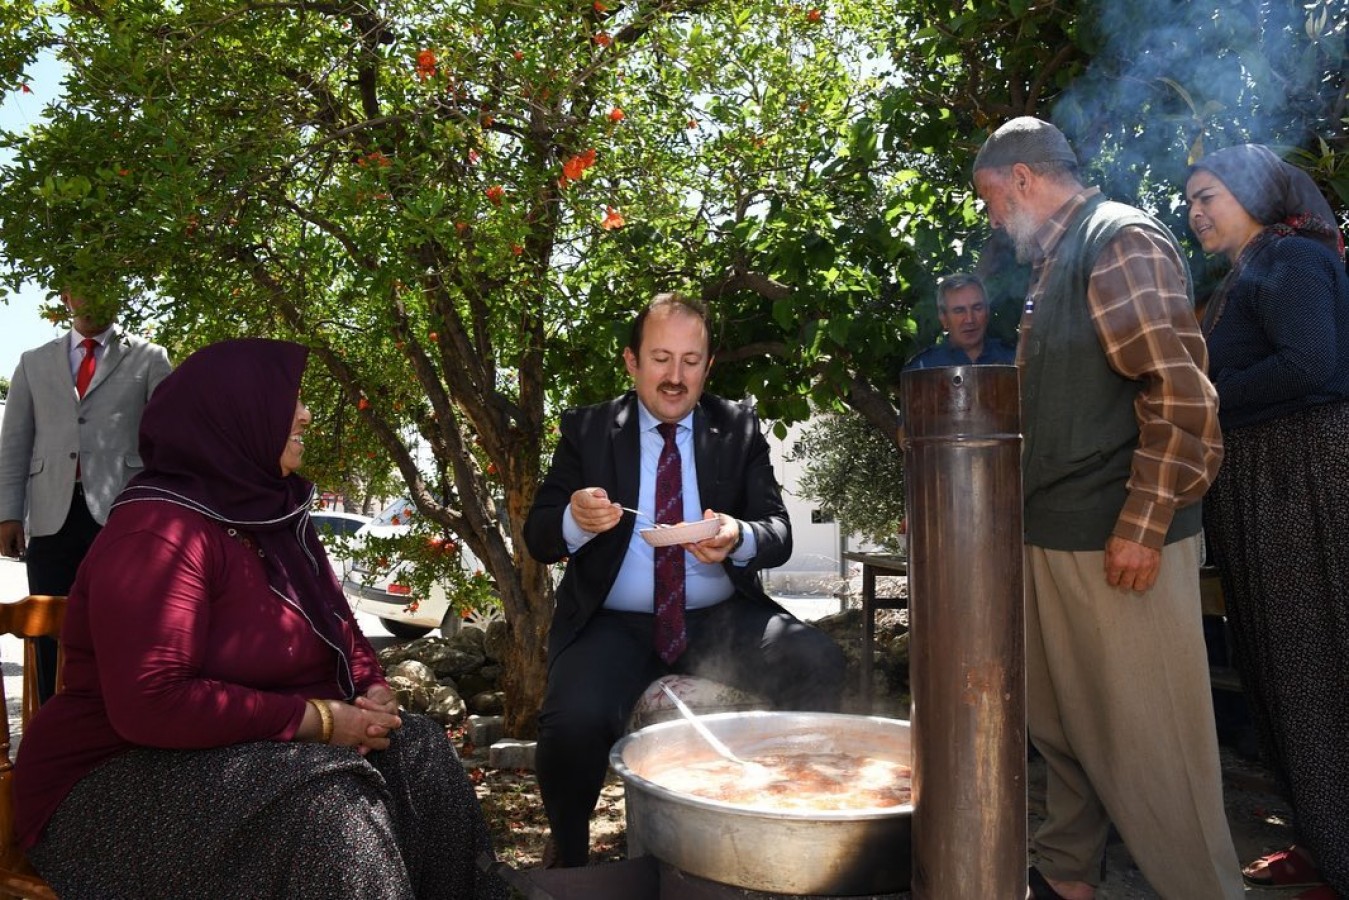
[901,364,1025,899]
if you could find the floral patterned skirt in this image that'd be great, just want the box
[30,713,508,900]
[1204,400,1349,891]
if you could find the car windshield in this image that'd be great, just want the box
[372,498,417,528]
[312,515,366,537]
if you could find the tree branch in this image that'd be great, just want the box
[702,269,794,304]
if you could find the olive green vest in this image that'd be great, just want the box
[1020,194,1203,550]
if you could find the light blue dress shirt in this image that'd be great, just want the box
[561,402,759,612]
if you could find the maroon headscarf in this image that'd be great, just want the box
[114,338,356,697]
[1190,144,1345,260]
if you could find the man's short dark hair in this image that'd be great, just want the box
[936,273,986,312]
[627,292,711,355]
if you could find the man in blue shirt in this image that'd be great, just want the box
[905,272,1017,369]
[523,292,846,868]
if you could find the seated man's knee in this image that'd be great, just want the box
[539,688,630,749]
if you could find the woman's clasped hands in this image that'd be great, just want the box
[309,685,403,755]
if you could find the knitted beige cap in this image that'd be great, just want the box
[974,117,1078,171]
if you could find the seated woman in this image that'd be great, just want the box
[1185,144,1349,900]
[14,338,507,900]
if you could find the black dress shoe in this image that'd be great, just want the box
[541,837,561,869]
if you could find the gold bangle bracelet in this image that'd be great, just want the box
[307,698,334,744]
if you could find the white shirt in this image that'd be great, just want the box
[68,326,114,382]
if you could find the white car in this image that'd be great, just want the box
[309,510,372,581]
[342,499,470,639]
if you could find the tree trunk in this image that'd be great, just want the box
[494,467,552,738]
[498,554,552,738]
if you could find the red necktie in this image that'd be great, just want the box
[74,338,98,480]
[76,338,98,398]
[653,422,687,663]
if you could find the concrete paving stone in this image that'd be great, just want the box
[469,713,505,748]
[490,738,537,771]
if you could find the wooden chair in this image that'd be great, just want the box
[0,595,65,900]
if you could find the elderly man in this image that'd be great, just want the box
[524,292,846,868]
[905,272,1017,369]
[972,117,1243,900]
[0,293,171,700]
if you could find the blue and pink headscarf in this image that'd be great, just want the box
[1190,143,1345,261]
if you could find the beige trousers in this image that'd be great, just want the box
[1026,535,1243,900]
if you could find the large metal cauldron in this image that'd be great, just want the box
[610,711,912,896]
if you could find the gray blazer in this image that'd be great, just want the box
[0,327,172,536]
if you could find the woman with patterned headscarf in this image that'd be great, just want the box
[1186,144,1349,900]
[13,339,508,899]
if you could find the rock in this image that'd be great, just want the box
[456,663,501,699]
[378,628,508,718]
[382,657,460,715]
[379,629,487,678]
[425,684,469,725]
[452,624,489,654]
[386,639,483,679]
[428,631,489,678]
[388,675,439,713]
[469,690,506,716]
[378,634,446,667]
[384,658,438,686]
[483,617,509,662]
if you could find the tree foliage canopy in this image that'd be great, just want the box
[1,0,1343,729]
[788,410,905,552]
[0,0,915,731]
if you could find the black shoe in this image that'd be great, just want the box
[541,837,561,869]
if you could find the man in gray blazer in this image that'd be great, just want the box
[0,293,172,698]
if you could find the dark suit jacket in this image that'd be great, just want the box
[524,391,791,662]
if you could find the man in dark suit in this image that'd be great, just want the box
[524,292,846,867]
[0,292,172,699]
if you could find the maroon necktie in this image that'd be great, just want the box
[75,338,98,398]
[653,422,687,663]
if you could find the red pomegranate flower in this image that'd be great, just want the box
[559,148,598,186]
[416,49,437,81]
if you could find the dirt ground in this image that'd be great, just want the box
[463,725,1304,898]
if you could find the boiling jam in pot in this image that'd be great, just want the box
[649,752,913,811]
